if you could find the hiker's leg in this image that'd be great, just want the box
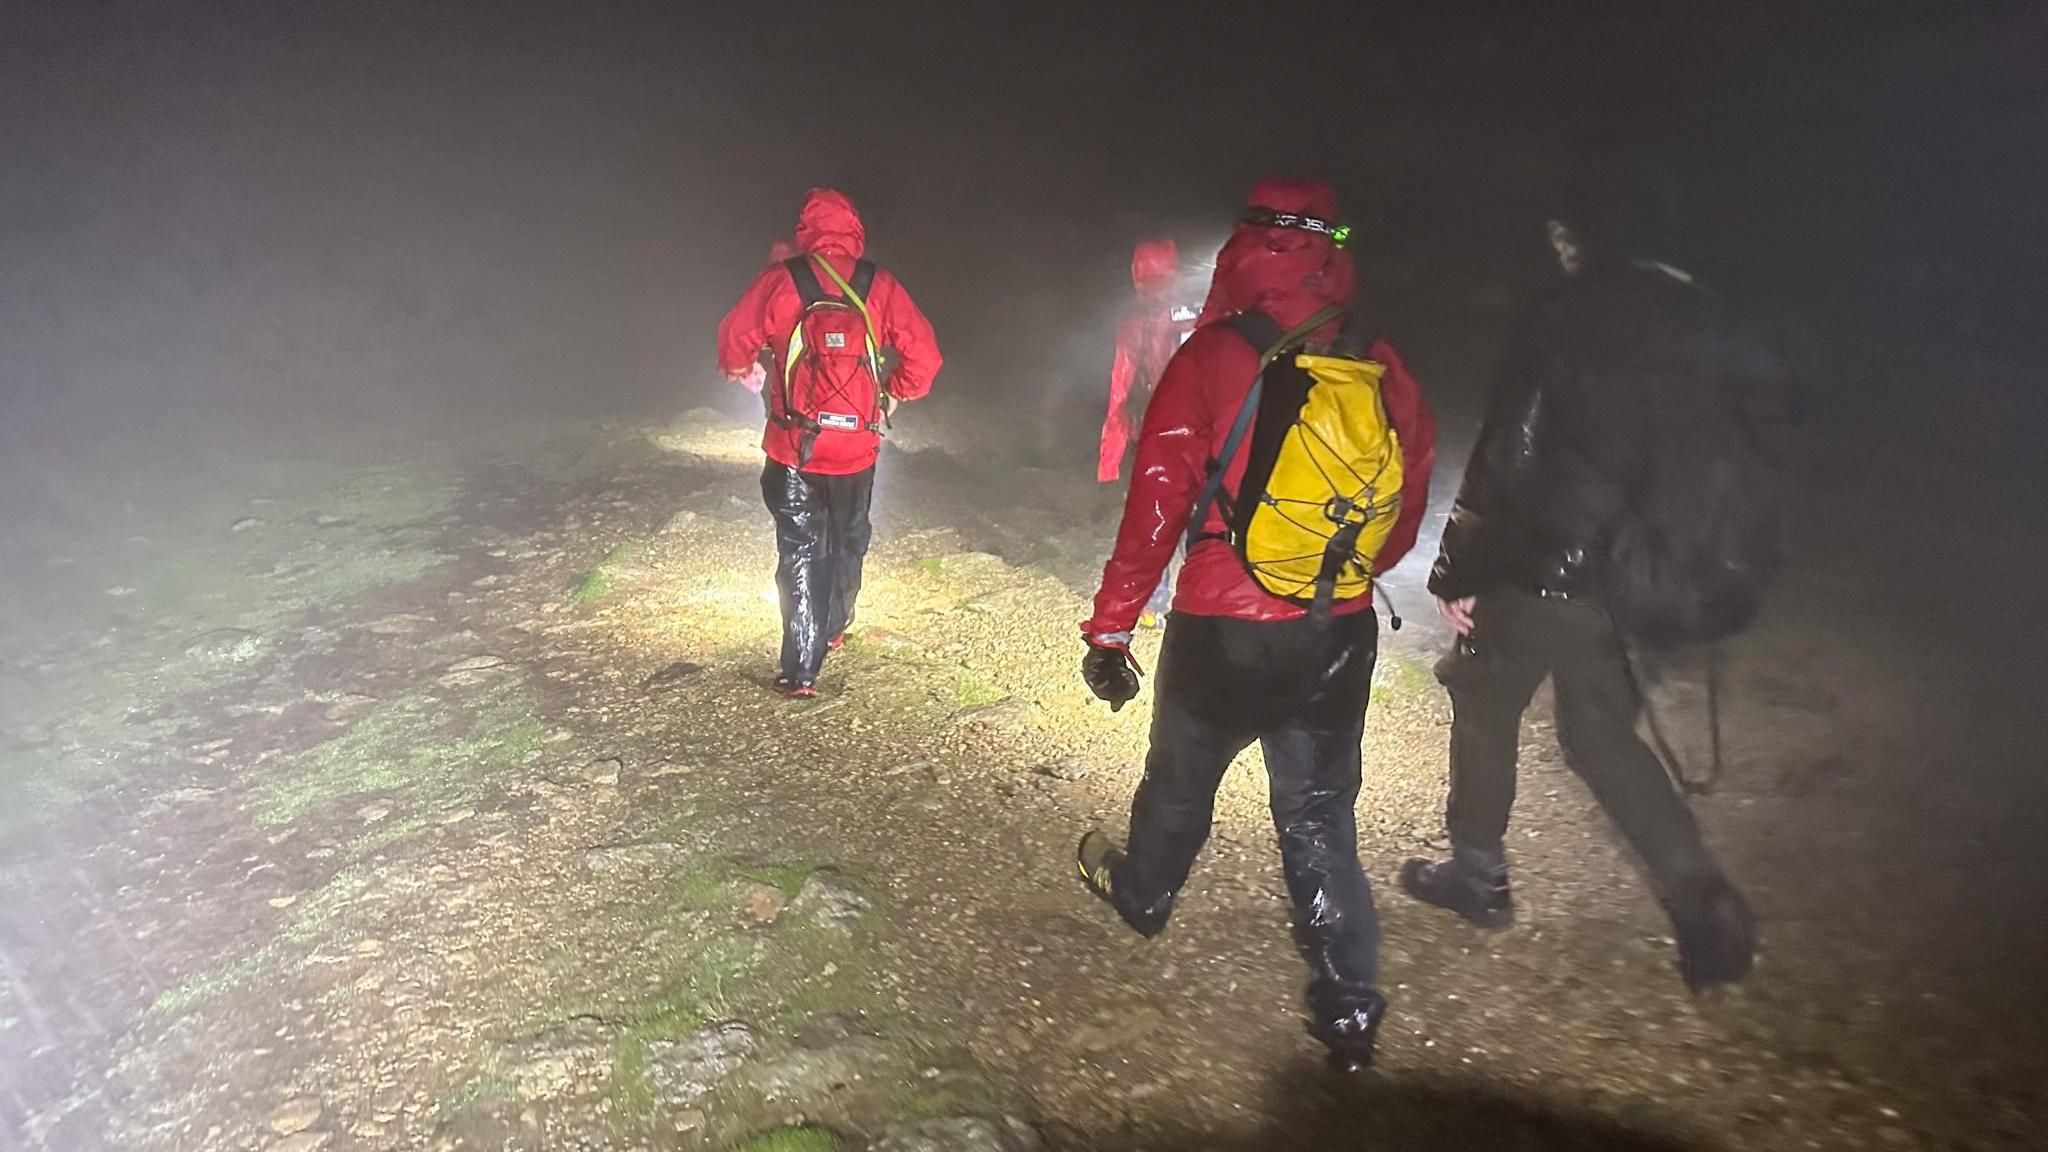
[1550,602,1717,885]
[822,466,876,640]
[1113,615,1256,935]
[1436,590,1555,869]
[761,461,829,685]
[1267,611,1381,1012]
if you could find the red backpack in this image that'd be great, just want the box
[776,255,888,467]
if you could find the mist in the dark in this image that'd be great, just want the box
[5,4,2048,1150]
[5,2,2043,498]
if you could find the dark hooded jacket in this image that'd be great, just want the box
[1085,179,1436,635]
[1428,257,1790,603]
[717,189,943,475]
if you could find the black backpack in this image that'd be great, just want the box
[1600,283,1789,649]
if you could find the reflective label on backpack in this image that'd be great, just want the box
[817,411,860,431]
[824,332,847,349]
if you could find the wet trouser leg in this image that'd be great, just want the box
[1438,589,1716,885]
[1546,599,1719,887]
[819,467,875,641]
[762,461,830,685]
[1113,612,1381,1005]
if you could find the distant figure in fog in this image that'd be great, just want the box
[1075,179,1436,1071]
[1404,165,1790,992]
[1099,237,1196,484]
[1099,237,1198,626]
[716,189,943,698]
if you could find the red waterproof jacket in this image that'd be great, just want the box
[717,190,943,475]
[1099,238,1195,482]
[1084,180,1436,636]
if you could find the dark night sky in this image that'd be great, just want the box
[2,2,2043,499]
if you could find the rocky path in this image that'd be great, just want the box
[2,412,2043,1151]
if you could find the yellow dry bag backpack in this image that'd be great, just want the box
[1186,303,1404,616]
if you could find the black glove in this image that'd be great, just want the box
[1082,639,1142,712]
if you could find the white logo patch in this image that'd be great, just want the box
[817,412,860,431]
[824,332,848,349]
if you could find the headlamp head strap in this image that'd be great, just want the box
[1241,207,1351,248]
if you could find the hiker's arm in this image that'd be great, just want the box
[875,273,942,402]
[715,268,781,379]
[1098,339,1138,482]
[1368,337,1437,575]
[1429,311,1544,601]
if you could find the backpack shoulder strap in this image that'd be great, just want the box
[1183,307,1344,550]
[784,256,827,306]
[849,259,876,301]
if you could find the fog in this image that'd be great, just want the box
[5,4,2048,1149]
[7,3,2042,492]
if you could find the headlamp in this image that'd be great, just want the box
[1242,208,1351,248]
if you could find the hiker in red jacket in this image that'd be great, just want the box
[1099,237,1195,484]
[1074,179,1436,1070]
[1099,237,1198,627]
[716,189,942,697]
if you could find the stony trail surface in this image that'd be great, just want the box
[1,411,2043,1151]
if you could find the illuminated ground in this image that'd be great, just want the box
[1,408,2043,1151]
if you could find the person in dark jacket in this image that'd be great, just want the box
[1402,178,1786,992]
[1074,179,1437,1071]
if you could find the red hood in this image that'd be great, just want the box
[1197,178,1356,333]
[1131,237,1179,298]
[794,188,866,260]
[767,238,797,263]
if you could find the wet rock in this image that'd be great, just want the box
[734,1038,892,1104]
[266,1097,323,1135]
[660,510,699,534]
[1036,758,1091,782]
[952,698,1030,727]
[871,1117,1041,1152]
[506,1017,615,1100]
[741,883,788,924]
[184,628,263,665]
[439,654,513,687]
[789,872,870,931]
[264,1133,332,1152]
[643,661,705,689]
[647,1022,757,1105]
[581,842,687,874]
[365,612,436,637]
[580,757,623,785]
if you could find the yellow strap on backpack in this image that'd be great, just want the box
[808,254,889,404]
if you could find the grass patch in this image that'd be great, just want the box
[573,542,639,603]
[436,1073,519,1124]
[1372,651,1437,705]
[146,865,372,1020]
[950,667,1009,709]
[608,936,763,1122]
[251,681,541,827]
[737,863,814,897]
[732,1126,840,1152]
[915,556,946,575]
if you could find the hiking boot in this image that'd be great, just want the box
[1309,988,1388,1073]
[1400,855,1514,929]
[1663,874,1754,991]
[1076,830,1124,909]
[771,677,816,700]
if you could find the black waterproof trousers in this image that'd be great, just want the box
[761,461,874,686]
[1109,610,1382,1024]
[1436,588,1719,887]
